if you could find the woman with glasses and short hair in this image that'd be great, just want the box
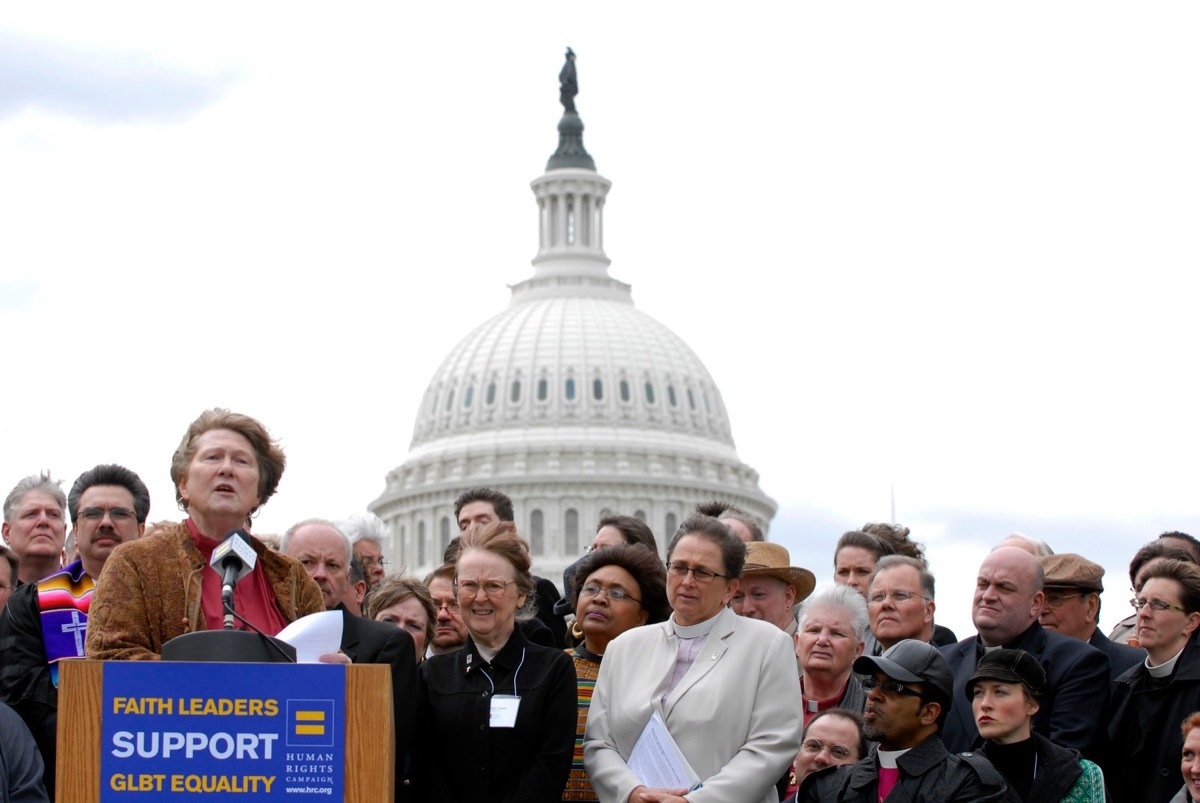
[1106,559,1200,803]
[414,520,576,802]
[562,543,669,801]
[583,514,803,803]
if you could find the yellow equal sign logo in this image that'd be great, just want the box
[295,710,326,736]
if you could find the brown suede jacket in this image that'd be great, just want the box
[85,522,323,660]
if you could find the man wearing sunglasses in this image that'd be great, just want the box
[0,464,149,800]
[797,640,1014,802]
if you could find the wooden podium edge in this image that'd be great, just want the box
[58,660,103,803]
[57,660,395,803]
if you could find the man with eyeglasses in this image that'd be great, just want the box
[423,564,468,657]
[938,546,1109,758]
[0,464,149,800]
[282,519,419,801]
[797,640,1013,802]
[1038,552,1146,681]
[340,512,391,589]
[865,555,938,653]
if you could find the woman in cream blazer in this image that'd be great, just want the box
[583,514,803,803]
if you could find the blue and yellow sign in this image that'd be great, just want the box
[101,663,345,800]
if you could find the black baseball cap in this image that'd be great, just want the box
[854,639,953,701]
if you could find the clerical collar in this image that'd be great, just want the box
[1148,645,1186,677]
[876,747,911,769]
[670,612,720,639]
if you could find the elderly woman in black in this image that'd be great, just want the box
[415,520,576,802]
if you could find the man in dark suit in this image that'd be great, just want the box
[282,519,419,802]
[938,546,1110,756]
[1038,553,1146,681]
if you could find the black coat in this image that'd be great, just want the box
[1105,631,1200,803]
[796,734,1017,803]
[1088,628,1146,682]
[939,622,1110,756]
[414,625,576,802]
[0,583,60,800]
[978,732,1087,803]
[337,606,420,802]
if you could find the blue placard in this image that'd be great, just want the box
[100,662,345,800]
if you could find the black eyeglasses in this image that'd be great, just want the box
[79,507,136,522]
[861,676,923,697]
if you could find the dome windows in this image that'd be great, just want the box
[486,382,496,405]
[511,380,521,403]
[644,382,656,405]
[444,390,455,411]
[619,380,631,403]
[564,509,579,554]
[537,378,549,401]
[687,388,696,410]
[530,509,545,555]
[464,386,474,408]
[593,378,603,401]
[668,385,678,407]
[565,378,576,401]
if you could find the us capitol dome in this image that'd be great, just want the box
[370,54,776,583]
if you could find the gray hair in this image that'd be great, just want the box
[4,472,66,522]
[339,512,388,547]
[870,555,936,600]
[995,532,1054,557]
[281,518,352,564]
[798,583,870,643]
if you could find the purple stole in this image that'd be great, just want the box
[37,559,94,687]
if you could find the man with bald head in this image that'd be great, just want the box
[938,547,1110,756]
[282,519,419,800]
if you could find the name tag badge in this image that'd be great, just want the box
[490,695,521,728]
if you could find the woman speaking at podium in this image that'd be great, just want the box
[86,409,322,659]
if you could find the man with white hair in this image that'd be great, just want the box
[2,473,67,585]
[339,513,390,589]
[938,546,1109,756]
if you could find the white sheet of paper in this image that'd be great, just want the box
[627,711,701,790]
[276,610,343,663]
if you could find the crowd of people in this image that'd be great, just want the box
[1,408,1199,802]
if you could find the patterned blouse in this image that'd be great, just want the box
[562,645,603,801]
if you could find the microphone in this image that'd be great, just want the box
[209,530,258,629]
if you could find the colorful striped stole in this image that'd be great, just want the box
[37,559,94,687]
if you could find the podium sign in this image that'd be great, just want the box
[98,663,345,801]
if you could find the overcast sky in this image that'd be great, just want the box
[2,3,1197,637]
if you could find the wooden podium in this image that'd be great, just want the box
[57,661,394,803]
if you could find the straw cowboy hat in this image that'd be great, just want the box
[743,542,816,601]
